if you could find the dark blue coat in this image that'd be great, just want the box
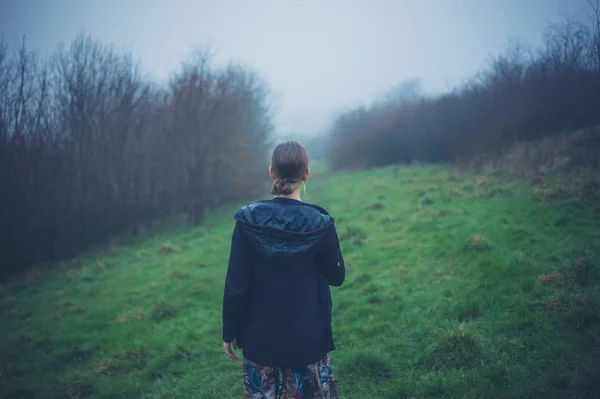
[222,197,345,367]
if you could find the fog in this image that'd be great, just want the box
[0,0,593,136]
[2,3,600,397]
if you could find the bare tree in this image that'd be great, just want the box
[541,16,591,74]
[588,0,600,70]
[0,34,274,278]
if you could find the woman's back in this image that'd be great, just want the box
[223,197,345,368]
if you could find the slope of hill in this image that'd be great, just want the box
[1,164,599,399]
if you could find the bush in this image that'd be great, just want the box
[327,13,600,172]
[0,34,273,280]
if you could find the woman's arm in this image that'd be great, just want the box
[222,221,251,345]
[321,225,345,287]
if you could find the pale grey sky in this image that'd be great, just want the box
[0,0,594,136]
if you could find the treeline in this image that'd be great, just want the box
[0,33,273,278]
[327,8,600,169]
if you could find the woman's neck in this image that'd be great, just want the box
[275,190,302,201]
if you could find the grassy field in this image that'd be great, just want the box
[1,164,599,399]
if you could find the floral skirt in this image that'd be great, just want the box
[242,355,340,399]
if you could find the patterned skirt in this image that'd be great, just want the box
[242,355,340,399]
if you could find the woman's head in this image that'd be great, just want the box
[269,141,310,196]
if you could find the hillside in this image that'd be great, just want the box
[1,164,599,399]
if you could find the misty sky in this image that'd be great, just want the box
[0,0,594,136]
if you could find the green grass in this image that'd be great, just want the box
[1,164,600,398]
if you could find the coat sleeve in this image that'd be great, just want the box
[222,221,252,343]
[321,225,346,287]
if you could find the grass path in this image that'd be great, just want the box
[1,164,599,398]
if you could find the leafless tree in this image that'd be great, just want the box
[588,0,600,70]
[0,34,273,278]
[327,11,600,170]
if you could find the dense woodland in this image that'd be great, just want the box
[326,7,600,169]
[0,34,273,278]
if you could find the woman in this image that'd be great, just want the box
[222,141,346,399]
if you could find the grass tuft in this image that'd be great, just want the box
[339,226,368,247]
[339,353,394,383]
[538,272,562,283]
[171,344,194,361]
[0,361,26,378]
[95,346,149,377]
[147,298,179,322]
[113,308,145,324]
[165,270,191,280]
[466,234,490,252]
[380,216,394,224]
[420,196,434,206]
[456,302,483,322]
[93,260,108,274]
[190,282,207,298]
[422,326,483,370]
[561,251,598,286]
[484,186,505,198]
[448,187,463,197]
[158,243,179,255]
[365,201,385,211]
[56,375,94,398]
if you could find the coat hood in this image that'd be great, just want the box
[233,197,335,258]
